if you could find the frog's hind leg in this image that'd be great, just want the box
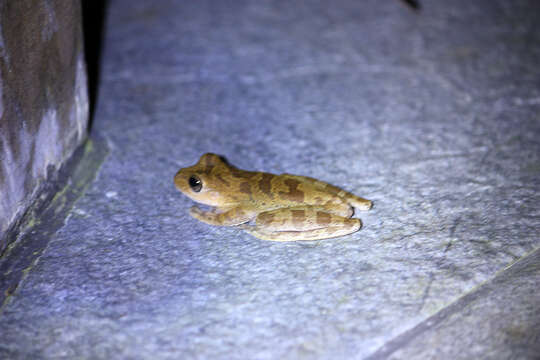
[243,220,361,241]
[242,207,362,241]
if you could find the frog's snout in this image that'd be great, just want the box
[174,170,185,191]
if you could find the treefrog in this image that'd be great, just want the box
[174,153,372,241]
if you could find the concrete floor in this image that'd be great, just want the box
[1,0,540,359]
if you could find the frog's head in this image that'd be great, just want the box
[174,153,236,207]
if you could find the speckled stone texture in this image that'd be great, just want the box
[0,0,88,252]
[0,0,539,359]
[382,249,540,360]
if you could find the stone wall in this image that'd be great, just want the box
[0,0,88,253]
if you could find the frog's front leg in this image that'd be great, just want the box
[189,206,253,226]
[242,206,361,241]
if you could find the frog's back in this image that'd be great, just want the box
[265,173,346,208]
[280,173,372,210]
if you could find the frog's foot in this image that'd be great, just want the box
[189,206,215,224]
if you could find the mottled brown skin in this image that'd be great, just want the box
[174,153,372,241]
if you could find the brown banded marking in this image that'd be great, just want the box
[215,173,230,186]
[278,179,305,203]
[228,166,244,178]
[316,199,353,218]
[228,166,257,180]
[282,174,371,211]
[291,209,307,228]
[200,153,223,172]
[238,182,252,195]
[257,173,274,198]
[202,154,214,168]
[316,211,332,226]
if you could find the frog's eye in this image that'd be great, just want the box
[188,175,202,192]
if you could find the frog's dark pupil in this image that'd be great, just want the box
[189,176,202,192]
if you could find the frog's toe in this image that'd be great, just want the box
[189,206,206,219]
[354,199,372,211]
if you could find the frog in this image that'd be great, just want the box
[174,153,372,241]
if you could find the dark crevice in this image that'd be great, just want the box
[81,0,109,131]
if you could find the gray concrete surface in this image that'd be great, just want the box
[1,0,539,359]
[382,248,540,360]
